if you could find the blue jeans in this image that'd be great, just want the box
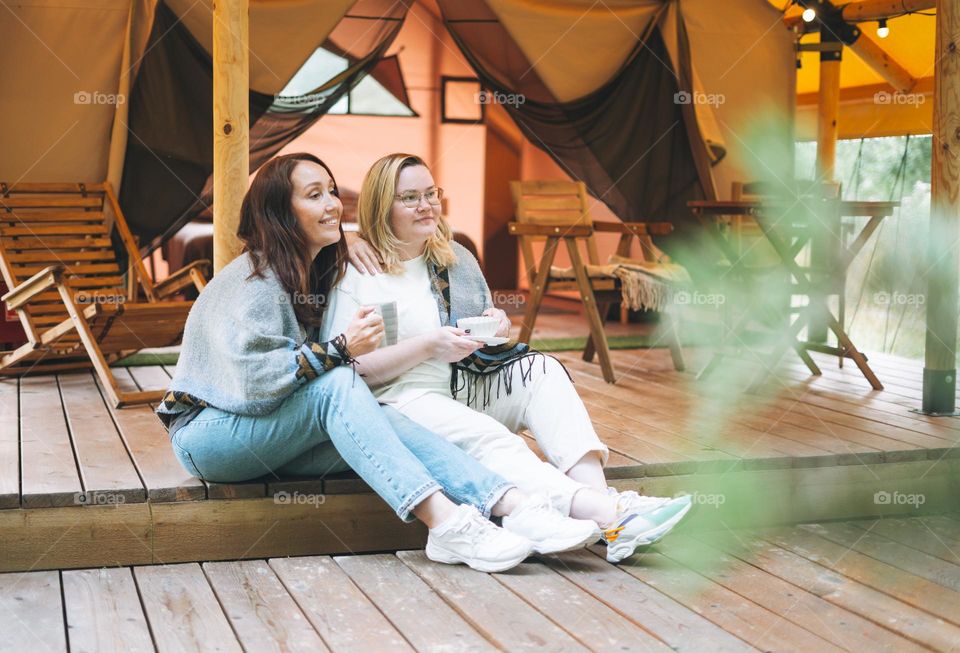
[171,366,513,521]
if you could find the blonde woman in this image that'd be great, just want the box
[324,153,692,563]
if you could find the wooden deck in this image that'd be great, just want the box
[1,344,959,572]
[3,514,959,652]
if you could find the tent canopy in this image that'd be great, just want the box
[772,0,936,139]
[1,0,802,249]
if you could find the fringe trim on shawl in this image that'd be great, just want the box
[451,352,572,410]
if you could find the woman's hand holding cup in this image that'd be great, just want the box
[431,326,482,362]
[343,306,385,356]
[481,307,511,337]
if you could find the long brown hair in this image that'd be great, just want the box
[237,152,348,328]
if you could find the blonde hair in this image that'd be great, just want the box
[358,153,456,273]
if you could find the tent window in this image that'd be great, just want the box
[277,48,415,117]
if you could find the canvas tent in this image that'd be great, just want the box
[0,0,795,254]
[4,1,960,414]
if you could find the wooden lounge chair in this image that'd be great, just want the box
[0,182,209,407]
[509,180,685,383]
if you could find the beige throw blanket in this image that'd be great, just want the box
[551,254,691,312]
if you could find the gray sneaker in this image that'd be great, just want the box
[425,504,533,573]
[602,495,694,563]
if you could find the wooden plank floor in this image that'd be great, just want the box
[554,346,960,475]
[2,327,959,572]
[2,514,958,652]
[1,344,958,510]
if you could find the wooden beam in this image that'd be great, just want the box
[212,0,249,273]
[797,76,933,105]
[0,494,426,572]
[842,0,936,22]
[785,0,936,29]
[847,31,917,92]
[612,459,960,529]
[922,0,960,415]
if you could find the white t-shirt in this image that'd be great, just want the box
[321,255,451,407]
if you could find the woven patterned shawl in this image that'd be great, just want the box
[432,242,569,408]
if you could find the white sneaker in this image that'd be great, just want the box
[608,487,671,514]
[425,504,533,573]
[501,493,602,554]
[602,495,694,563]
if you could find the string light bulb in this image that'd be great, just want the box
[877,18,889,38]
[802,7,816,22]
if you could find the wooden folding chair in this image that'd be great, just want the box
[509,180,684,383]
[0,182,209,407]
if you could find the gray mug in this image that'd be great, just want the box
[372,301,398,347]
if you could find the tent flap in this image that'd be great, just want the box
[438,0,711,236]
[119,0,409,251]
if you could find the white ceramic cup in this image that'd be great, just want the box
[456,316,499,338]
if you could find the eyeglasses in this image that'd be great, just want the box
[395,187,443,208]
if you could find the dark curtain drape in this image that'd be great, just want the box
[438,1,713,248]
[119,0,408,254]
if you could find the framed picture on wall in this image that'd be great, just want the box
[441,76,484,124]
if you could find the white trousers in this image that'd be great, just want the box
[397,356,609,515]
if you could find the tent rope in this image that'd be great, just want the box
[846,136,911,352]
[887,135,915,351]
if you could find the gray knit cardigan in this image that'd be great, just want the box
[155,252,349,428]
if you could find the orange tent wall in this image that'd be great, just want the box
[278,2,487,261]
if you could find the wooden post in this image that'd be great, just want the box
[212,0,249,273]
[811,30,842,343]
[921,0,960,415]
[816,67,840,184]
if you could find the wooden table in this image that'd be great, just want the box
[689,198,898,390]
